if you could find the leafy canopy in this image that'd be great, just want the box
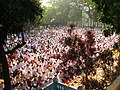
[42,0,98,25]
[0,0,43,40]
[92,0,120,34]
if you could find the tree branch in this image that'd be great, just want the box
[5,41,26,54]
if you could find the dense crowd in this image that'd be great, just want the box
[1,26,118,89]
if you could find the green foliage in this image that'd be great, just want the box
[42,0,72,25]
[42,6,57,23]
[0,0,43,40]
[102,27,115,37]
[42,0,99,26]
[92,0,120,34]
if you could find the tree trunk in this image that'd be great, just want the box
[88,18,89,27]
[0,43,11,90]
[97,21,98,27]
[85,71,89,90]
[85,59,89,90]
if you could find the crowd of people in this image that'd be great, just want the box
[2,26,118,89]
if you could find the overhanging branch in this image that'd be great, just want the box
[5,30,26,54]
[5,41,26,54]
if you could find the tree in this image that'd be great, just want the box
[42,0,85,26]
[92,0,120,34]
[42,0,101,27]
[58,24,119,89]
[42,0,71,25]
[0,0,43,89]
[59,24,98,90]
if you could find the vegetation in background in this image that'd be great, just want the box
[92,0,120,34]
[0,0,43,89]
[42,0,100,27]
